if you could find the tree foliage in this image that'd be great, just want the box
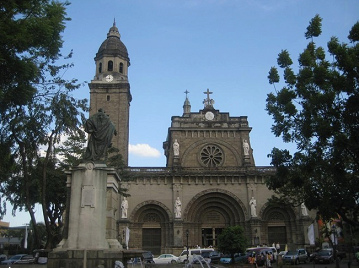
[0,0,88,249]
[266,15,359,228]
[217,225,248,260]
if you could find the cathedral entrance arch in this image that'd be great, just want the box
[261,205,296,250]
[184,189,246,247]
[131,201,172,255]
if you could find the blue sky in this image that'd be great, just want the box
[3,0,358,226]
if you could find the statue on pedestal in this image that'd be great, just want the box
[84,108,117,161]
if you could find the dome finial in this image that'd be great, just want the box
[107,20,120,39]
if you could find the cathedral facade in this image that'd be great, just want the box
[88,22,314,256]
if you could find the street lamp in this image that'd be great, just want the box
[186,229,189,262]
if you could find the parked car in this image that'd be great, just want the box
[219,253,248,264]
[14,254,36,264]
[314,249,334,264]
[219,254,233,264]
[1,254,29,265]
[177,248,214,263]
[33,249,52,264]
[278,251,287,257]
[282,249,308,265]
[153,254,178,264]
[235,253,250,263]
[209,251,223,263]
[192,254,210,264]
[199,251,211,263]
[142,251,155,263]
[0,255,6,262]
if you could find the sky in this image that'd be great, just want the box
[2,0,359,226]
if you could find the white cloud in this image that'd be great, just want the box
[129,144,161,158]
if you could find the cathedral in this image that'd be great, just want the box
[88,22,314,256]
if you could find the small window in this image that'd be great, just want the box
[119,62,124,73]
[98,63,102,73]
[107,95,110,101]
[108,60,113,71]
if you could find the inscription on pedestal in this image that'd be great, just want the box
[81,186,95,207]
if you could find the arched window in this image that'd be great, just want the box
[108,61,113,71]
[119,62,124,73]
[98,63,102,73]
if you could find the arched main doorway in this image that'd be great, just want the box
[184,189,247,247]
[132,201,172,255]
[261,205,296,250]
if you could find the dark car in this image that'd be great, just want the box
[314,249,334,264]
[142,251,154,263]
[33,249,52,264]
[192,251,211,264]
[236,253,250,263]
[219,254,233,264]
[209,251,222,263]
[1,254,28,265]
[14,254,36,264]
[283,249,308,265]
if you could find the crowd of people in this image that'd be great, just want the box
[248,251,274,268]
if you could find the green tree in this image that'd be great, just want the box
[0,0,88,249]
[266,16,359,228]
[0,0,70,113]
[217,226,248,262]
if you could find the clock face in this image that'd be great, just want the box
[205,111,214,120]
[105,75,113,82]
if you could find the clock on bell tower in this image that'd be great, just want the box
[88,20,132,165]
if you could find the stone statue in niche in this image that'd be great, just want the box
[243,139,250,156]
[173,139,179,156]
[121,197,128,219]
[301,203,308,216]
[249,196,257,217]
[174,197,182,218]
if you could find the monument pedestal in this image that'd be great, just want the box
[48,162,132,268]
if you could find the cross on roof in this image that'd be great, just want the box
[203,88,212,100]
[203,88,214,108]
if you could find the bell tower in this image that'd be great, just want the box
[88,20,131,165]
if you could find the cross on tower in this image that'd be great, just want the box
[203,88,214,108]
[184,90,190,98]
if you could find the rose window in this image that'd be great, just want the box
[199,145,224,167]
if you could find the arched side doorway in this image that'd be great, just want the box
[131,201,172,255]
[261,204,297,251]
[184,189,247,248]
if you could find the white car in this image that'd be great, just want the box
[153,254,179,264]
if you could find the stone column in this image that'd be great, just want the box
[106,169,122,248]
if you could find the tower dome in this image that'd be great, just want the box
[94,21,130,66]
